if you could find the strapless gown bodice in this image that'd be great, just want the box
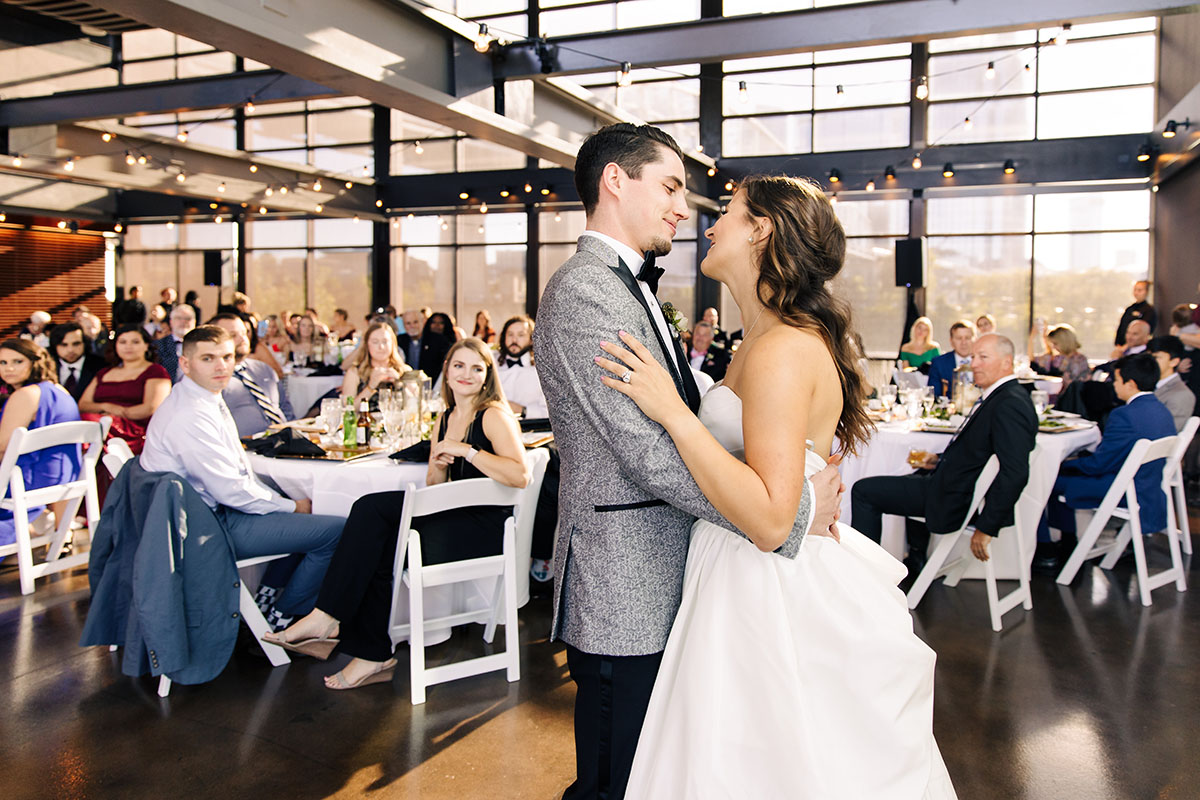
[625,384,957,799]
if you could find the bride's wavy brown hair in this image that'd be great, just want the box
[739,175,872,455]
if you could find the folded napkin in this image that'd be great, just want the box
[243,427,326,458]
[389,440,430,462]
[308,363,345,377]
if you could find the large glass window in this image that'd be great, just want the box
[122,222,233,319]
[830,200,910,356]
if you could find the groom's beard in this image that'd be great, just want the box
[506,343,532,359]
[649,237,673,257]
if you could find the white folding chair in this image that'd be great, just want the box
[388,449,550,705]
[893,368,928,392]
[1166,417,1198,556]
[905,453,1034,632]
[1056,435,1187,607]
[98,445,291,697]
[0,420,103,595]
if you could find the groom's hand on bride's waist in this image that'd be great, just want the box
[809,454,844,541]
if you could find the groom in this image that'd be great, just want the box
[535,123,843,799]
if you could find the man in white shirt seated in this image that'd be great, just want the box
[208,313,295,437]
[496,314,549,419]
[140,326,342,627]
[1149,335,1196,432]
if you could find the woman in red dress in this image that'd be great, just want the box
[78,324,171,455]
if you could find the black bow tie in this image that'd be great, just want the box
[505,357,524,369]
[636,252,664,295]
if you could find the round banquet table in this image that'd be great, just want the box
[248,451,528,644]
[284,375,344,418]
[839,419,1102,580]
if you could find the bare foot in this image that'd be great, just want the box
[270,609,339,643]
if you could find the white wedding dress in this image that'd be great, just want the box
[625,385,957,800]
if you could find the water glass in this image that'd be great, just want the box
[1031,389,1049,416]
[320,398,343,445]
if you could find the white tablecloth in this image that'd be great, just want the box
[284,376,343,417]
[840,421,1102,579]
[248,452,525,643]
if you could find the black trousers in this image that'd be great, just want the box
[562,645,663,800]
[849,472,933,556]
[316,490,509,662]
[531,444,560,561]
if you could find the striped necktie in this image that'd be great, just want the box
[235,363,286,425]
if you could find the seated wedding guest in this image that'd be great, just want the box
[1169,304,1200,398]
[73,306,108,353]
[331,308,357,341]
[50,322,105,404]
[291,315,329,367]
[700,307,731,350]
[899,316,940,372]
[0,339,82,548]
[851,334,1037,574]
[429,311,465,343]
[1032,324,1091,390]
[153,303,197,383]
[976,314,997,335]
[341,321,407,412]
[1036,353,1175,569]
[260,315,293,367]
[183,289,202,324]
[140,326,343,627]
[497,314,548,418]
[1110,318,1151,360]
[20,311,52,349]
[244,318,286,380]
[1149,336,1195,432]
[264,338,529,689]
[927,320,975,398]
[473,310,496,344]
[209,314,294,437]
[231,291,253,319]
[1115,279,1156,346]
[399,309,450,382]
[79,325,171,456]
[687,321,731,382]
[157,287,177,318]
[144,304,167,339]
[114,285,146,326]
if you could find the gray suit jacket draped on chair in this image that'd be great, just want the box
[534,235,814,657]
[80,459,241,685]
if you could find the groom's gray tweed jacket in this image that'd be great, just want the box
[534,235,813,657]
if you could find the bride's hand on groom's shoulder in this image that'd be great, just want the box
[595,331,688,427]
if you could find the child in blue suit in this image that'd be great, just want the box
[1041,353,1176,553]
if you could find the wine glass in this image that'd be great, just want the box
[920,389,935,417]
[320,398,343,446]
[1031,389,1049,417]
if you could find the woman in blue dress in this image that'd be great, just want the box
[0,338,82,548]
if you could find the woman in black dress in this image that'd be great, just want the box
[264,337,530,689]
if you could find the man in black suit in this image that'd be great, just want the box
[1115,280,1156,345]
[686,321,730,382]
[114,285,147,326]
[153,303,197,383]
[851,333,1038,572]
[49,322,105,403]
[397,308,450,382]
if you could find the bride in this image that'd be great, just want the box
[594,175,957,799]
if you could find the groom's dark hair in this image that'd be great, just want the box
[574,123,685,216]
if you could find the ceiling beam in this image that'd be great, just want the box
[0,71,337,128]
[84,0,587,167]
[494,0,1200,80]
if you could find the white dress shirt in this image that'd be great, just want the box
[1125,344,1147,355]
[981,372,1019,402]
[141,376,295,514]
[497,352,549,418]
[581,231,683,372]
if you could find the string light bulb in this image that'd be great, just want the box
[618,62,633,88]
[315,203,323,213]
[725,180,735,191]
[345,181,353,189]
[414,141,424,154]
[459,190,470,200]
[523,182,532,193]
[217,182,227,193]
[137,155,147,165]
[964,116,973,130]
[911,154,922,170]
[915,76,929,100]
[312,179,322,192]
[474,22,491,54]
[738,80,749,104]
[249,164,258,173]
[11,155,21,167]
[707,167,717,177]
[264,186,274,197]
[499,187,511,198]
[209,202,219,209]
[480,202,488,214]
[1,213,6,222]
[985,62,995,80]
[835,84,844,96]
[440,220,449,231]
[245,100,255,114]
[113,222,122,233]
[540,185,551,196]
[125,152,136,166]
[1056,23,1071,47]
[214,215,223,224]
[1003,159,1016,174]
[259,205,267,214]
[176,171,187,183]
[166,220,174,229]
[278,185,288,195]
[63,158,75,171]
[865,179,875,192]
[352,215,360,224]
[942,163,955,177]
[392,217,399,228]
[101,132,113,142]
[376,199,383,207]
[554,212,562,222]
[176,131,189,143]
[407,213,415,220]
[57,220,67,229]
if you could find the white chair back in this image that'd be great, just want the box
[1166,417,1198,555]
[102,438,136,479]
[0,420,104,595]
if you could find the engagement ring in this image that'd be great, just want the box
[621,371,632,384]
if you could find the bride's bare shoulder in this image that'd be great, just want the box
[742,325,831,367]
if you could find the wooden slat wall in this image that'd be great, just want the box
[0,229,109,340]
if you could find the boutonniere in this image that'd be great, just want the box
[661,302,688,340]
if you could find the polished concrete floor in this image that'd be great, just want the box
[3,523,1199,800]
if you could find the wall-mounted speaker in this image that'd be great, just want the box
[895,238,926,288]
[203,250,222,286]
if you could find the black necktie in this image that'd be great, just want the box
[64,366,78,394]
[636,252,664,295]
